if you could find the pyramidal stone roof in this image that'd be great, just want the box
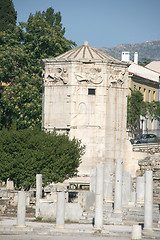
[53,41,122,63]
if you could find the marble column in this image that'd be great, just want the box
[130,191,136,205]
[144,170,153,230]
[90,168,96,193]
[136,176,144,204]
[36,174,42,218]
[114,158,123,213]
[56,191,65,228]
[103,162,113,202]
[122,170,132,205]
[94,163,104,229]
[17,191,26,227]
[132,225,142,240]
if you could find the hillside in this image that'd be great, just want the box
[100,40,160,62]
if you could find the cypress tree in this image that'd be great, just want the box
[0,0,17,31]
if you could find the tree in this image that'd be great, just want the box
[0,128,85,190]
[147,101,160,121]
[0,26,42,129]
[0,0,17,32]
[138,58,151,66]
[127,89,160,137]
[43,7,65,35]
[127,88,147,136]
[0,7,76,130]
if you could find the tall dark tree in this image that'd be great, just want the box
[0,0,17,31]
[43,7,65,34]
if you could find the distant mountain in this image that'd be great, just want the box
[100,40,160,62]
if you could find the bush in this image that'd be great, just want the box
[0,128,85,190]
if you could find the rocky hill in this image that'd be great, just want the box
[100,40,160,62]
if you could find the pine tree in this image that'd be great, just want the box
[0,0,17,32]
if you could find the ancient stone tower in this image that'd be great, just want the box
[41,41,129,176]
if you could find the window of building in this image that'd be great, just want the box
[139,87,141,91]
[88,88,96,95]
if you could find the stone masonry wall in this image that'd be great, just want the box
[138,155,160,205]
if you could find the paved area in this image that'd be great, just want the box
[0,217,160,240]
[0,235,131,240]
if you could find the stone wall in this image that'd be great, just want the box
[138,155,160,205]
[133,144,160,154]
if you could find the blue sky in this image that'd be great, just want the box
[12,0,160,49]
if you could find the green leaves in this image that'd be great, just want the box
[0,72,42,129]
[127,88,160,136]
[0,6,83,191]
[0,0,17,32]
[127,88,146,135]
[146,101,160,121]
[0,7,76,130]
[0,128,85,190]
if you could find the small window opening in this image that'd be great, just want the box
[88,88,96,95]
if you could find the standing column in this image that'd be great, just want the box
[36,174,42,218]
[132,225,142,240]
[136,176,144,204]
[56,191,65,228]
[104,162,113,202]
[114,158,123,213]
[122,170,132,205]
[17,191,26,227]
[144,170,153,230]
[90,168,96,193]
[94,163,104,229]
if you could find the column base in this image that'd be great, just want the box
[93,226,104,233]
[114,209,122,214]
[56,224,65,229]
[16,225,26,228]
[143,227,153,232]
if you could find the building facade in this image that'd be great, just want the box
[128,63,160,135]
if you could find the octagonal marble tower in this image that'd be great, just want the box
[41,41,129,176]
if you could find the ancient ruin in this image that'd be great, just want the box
[41,41,129,176]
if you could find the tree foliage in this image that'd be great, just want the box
[146,101,160,121]
[138,58,151,66]
[0,7,76,130]
[127,88,160,136]
[0,128,85,190]
[127,88,146,135]
[0,0,17,32]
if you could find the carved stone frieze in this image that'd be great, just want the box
[43,67,68,86]
[109,67,126,87]
[75,67,103,84]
